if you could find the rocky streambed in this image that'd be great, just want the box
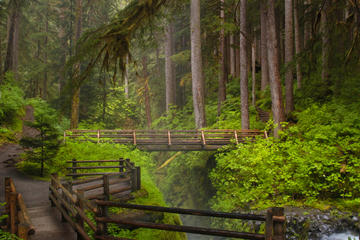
[286,207,359,240]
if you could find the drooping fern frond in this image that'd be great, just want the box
[70,0,169,89]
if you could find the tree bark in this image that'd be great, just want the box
[240,0,249,130]
[294,0,302,89]
[217,0,226,115]
[285,0,294,114]
[321,0,330,86]
[267,0,286,137]
[251,40,256,106]
[124,56,129,98]
[190,0,206,128]
[142,56,152,129]
[4,0,21,77]
[260,0,269,90]
[165,22,176,111]
[70,0,82,129]
[43,2,49,100]
[229,34,235,77]
[235,6,240,78]
[304,0,312,48]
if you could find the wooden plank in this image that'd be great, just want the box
[86,186,132,200]
[9,192,17,234]
[77,177,130,192]
[95,201,266,221]
[67,160,125,163]
[66,172,124,177]
[67,166,125,170]
[17,194,35,235]
[95,235,134,240]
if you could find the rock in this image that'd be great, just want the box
[285,207,360,240]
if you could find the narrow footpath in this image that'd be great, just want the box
[0,144,76,240]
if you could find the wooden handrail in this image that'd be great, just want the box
[4,177,35,239]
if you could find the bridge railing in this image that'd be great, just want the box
[4,177,35,240]
[64,129,266,147]
[93,201,285,240]
[49,172,285,240]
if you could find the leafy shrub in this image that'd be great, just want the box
[210,102,360,211]
[0,73,24,126]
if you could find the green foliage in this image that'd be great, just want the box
[0,73,25,126]
[210,101,360,211]
[19,98,62,177]
[0,229,20,240]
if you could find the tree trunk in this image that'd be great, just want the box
[240,0,249,130]
[304,0,312,48]
[142,56,152,128]
[251,40,256,106]
[217,0,226,115]
[124,56,129,98]
[4,0,21,76]
[285,0,294,114]
[229,34,235,77]
[321,0,330,86]
[58,6,67,97]
[165,22,176,111]
[260,0,269,90]
[190,0,206,128]
[70,0,82,129]
[267,0,286,137]
[43,3,49,100]
[294,0,302,89]
[235,6,240,78]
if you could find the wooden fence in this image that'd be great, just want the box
[66,158,141,193]
[4,177,35,240]
[49,172,285,240]
[94,201,285,240]
[64,129,266,151]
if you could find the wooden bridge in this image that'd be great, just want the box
[64,129,266,151]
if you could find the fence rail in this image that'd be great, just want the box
[4,177,35,240]
[94,200,285,240]
[64,129,266,151]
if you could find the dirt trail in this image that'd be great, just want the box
[0,105,77,240]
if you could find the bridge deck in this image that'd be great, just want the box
[64,129,266,151]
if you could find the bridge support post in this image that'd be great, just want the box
[272,207,285,240]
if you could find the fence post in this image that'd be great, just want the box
[76,190,85,240]
[61,182,70,223]
[119,158,124,176]
[50,173,58,207]
[272,207,285,240]
[103,175,110,201]
[136,166,141,190]
[5,177,10,229]
[18,223,30,240]
[72,158,77,180]
[131,167,137,192]
[265,208,273,240]
[9,192,18,234]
